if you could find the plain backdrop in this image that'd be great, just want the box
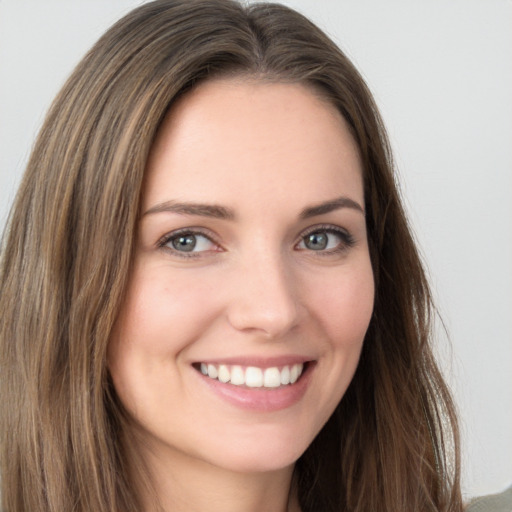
[1,0,511,500]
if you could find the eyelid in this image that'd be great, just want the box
[155,223,355,258]
[295,223,355,252]
[156,227,223,256]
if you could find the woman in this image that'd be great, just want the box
[0,1,464,511]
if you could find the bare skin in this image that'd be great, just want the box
[109,79,374,512]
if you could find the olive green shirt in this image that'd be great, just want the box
[466,485,512,512]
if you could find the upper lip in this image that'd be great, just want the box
[192,355,313,368]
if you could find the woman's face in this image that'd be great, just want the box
[108,79,374,475]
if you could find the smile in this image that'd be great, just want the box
[198,363,305,388]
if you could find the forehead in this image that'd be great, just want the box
[144,79,363,212]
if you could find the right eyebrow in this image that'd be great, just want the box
[299,195,365,219]
[142,200,236,220]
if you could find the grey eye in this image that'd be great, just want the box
[167,233,216,253]
[303,232,329,251]
[297,228,352,253]
[171,234,197,252]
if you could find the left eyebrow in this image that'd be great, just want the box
[142,200,235,220]
[299,196,365,219]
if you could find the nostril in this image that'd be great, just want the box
[226,301,300,338]
[225,263,300,338]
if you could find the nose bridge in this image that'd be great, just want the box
[227,245,299,338]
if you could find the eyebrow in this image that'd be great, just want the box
[299,196,365,218]
[143,200,235,220]
[142,195,364,220]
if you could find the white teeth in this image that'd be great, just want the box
[290,363,302,384]
[263,367,281,388]
[245,367,263,387]
[198,362,305,388]
[218,364,230,383]
[207,364,218,379]
[280,365,290,385]
[230,365,245,385]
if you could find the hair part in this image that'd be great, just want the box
[0,1,462,511]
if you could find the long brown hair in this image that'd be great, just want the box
[0,1,462,510]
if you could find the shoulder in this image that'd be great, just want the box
[466,485,512,512]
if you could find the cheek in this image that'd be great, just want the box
[111,266,222,357]
[293,260,374,438]
[306,261,375,347]
[107,268,215,404]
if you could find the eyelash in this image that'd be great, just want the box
[157,224,355,259]
[157,228,221,259]
[298,224,356,255]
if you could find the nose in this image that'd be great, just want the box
[226,250,300,339]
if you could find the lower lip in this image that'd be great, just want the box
[195,363,314,412]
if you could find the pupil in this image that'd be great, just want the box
[172,234,196,252]
[306,232,327,250]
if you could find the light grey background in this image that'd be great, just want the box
[1,0,511,500]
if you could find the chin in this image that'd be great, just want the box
[198,427,312,474]
[212,451,301,475]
